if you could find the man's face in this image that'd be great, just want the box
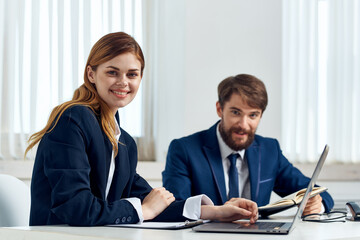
[216,93,262,151]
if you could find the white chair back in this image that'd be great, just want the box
[0,174,30,227]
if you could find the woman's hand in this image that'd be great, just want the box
[200,198,258,223]
[141,187,175,220]
[302,194,323,216]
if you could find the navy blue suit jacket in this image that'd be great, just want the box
[162,122,334,212]
[30,105,187,226]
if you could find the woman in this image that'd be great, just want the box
[25,32,258,226]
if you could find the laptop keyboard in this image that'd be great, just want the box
[237,221,285,230]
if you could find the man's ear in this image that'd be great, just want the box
[87,66,95,83]
[216,101,222,118]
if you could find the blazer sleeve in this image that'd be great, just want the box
[118,131,189,222]
[37,107,141,226]
[271,140,334,212]
[124,171,188,222]
[125,144,188,221]
[162,139,193,201]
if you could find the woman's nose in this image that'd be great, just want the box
[116,75,128,87]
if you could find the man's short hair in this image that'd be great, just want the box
[217,74,268,113]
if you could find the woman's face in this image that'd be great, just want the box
[87,52,142,114]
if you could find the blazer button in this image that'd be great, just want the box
[115,218,121,224]
[121,217,127,223]
[127,216,132,222]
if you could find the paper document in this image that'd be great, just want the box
[107,220,207,230]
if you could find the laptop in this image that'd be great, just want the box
[193,144,330,234]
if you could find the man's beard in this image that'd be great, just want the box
[219,121,255,151]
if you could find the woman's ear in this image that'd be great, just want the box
[87,65,95,83]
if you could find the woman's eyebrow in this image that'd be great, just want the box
[106,66,120,70]
[106,66,140,72]
[128,69,140,72]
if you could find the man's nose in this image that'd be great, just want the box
[237,116,248,128]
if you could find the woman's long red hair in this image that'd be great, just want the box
[25,32,145,158]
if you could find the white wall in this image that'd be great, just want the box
[155,0,282,161]
[154,0,186,162]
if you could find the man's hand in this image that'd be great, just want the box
[200,198,258,223]
[225,198,259,223]
[302,194,323,216]
[142,187,175,220]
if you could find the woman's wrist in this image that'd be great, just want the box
[141,205,154,221]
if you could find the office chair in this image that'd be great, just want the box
[0,173,30,227]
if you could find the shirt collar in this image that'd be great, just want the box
[114,116,121,140]
[216,122,245,160]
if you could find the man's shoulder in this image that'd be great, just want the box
[172,123,217,144]
[253,134,280,147]
[248,135,283,159]
[254,134,278,142]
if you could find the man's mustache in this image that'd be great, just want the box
[230,126,252,135]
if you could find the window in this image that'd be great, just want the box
[282,0,360,163]
[0,0,147,160]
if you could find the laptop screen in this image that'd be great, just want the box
[288,145,329,232]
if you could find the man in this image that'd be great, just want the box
[162,74,333,215]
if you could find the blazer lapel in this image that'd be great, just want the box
[107,134,130,202]
[107,114,130,202]
[203,122,227,204]
[98,126,113,200]
[245,141,261,202]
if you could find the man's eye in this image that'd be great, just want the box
[231,110,240,115]
[250,113,259,118]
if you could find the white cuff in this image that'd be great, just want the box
[124,197,144,223]
[320,203,325,214]
[183,194,214,220]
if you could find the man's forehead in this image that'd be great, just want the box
[225,94,262,113]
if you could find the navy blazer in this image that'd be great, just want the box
[162,122,334,212]
[30,105,187,226]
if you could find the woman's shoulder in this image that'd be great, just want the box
[44,104,102,142]
[119,127,136,147]
[61,105,96,118]
[58,105,99,128]
[64,104,95,115]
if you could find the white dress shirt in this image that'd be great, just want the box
[216,123,251,199]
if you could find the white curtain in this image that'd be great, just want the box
[136,0,159,161]
[0,0,155,161]
[282,0,360,163]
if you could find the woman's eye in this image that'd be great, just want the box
[107,71,117,76]
[127,73,138,78]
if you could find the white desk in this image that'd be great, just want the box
[1,219,359,240]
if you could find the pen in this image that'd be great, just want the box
[184,220,205,226]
